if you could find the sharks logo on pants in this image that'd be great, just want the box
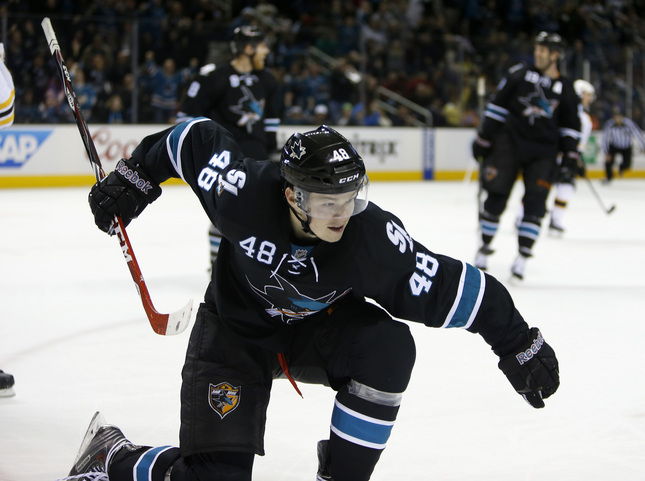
[209,382,241,419]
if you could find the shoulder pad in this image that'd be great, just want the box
[199,63,217,76]
[508,63,524,74]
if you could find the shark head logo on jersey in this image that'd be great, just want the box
[518,81,560,125]
[229,83,264,133]
[247,273,351,324]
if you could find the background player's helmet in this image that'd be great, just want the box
[535,31,564,53]
[230,26,265,56]
[574,79,596,100]
[281,125,369,217]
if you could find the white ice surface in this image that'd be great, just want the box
[1,178,644,480]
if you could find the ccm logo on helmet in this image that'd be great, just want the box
[338,173,360,184]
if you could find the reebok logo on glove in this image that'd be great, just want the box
[115,159,154,195]
[515,330,544,365]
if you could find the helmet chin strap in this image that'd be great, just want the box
[288,204,315,236]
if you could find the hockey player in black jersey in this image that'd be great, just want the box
[66,122,559,481]
[177,25,282,264]
[472,31,582,280]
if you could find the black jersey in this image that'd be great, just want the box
[480,63,581,157]
[177,63,281,159]
[131,118,528,352]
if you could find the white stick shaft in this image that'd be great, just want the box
[41,17,60,55]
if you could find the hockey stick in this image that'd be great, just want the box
[582,174,616,215]
[41,17,192,335]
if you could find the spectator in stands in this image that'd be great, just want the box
[15,88,41,123]
[141,52,196,124]
[10,1,645,131]
[106,94,124,124]
[335,102,354,126]
[390,104,418,127]
[84,53,113,122]
[71,67,98,121]
[283,105,309,125]
[312,103,329,124]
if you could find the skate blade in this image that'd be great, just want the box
[0,386,15,397]
[508,273,524,285]
[73,411,106,465]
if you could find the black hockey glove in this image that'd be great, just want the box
[472,135,492,161]
[563,150,586,177]
[497,328,559,409]
[88,158,162,234]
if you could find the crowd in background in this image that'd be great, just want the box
[3,0,645,128]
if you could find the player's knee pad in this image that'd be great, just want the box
[350,320,415,393]
[482,192,507,217]
[523,195,548,219]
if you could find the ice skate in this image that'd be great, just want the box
[0,370,15,397]
[316,440,333,481]
[60,412,131,481]
[510,255,528,281]
[474,244,494,271]
[548,219,565,237]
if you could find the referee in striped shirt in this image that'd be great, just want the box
[602,107,645,183]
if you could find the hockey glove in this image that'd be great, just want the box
[497,327,559,409]
[472,135,492,161]
[563,150,586,177]
[88,158,162,234]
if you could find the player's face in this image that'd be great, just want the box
[286,188,354,243]
[252,42,269,70]
[534,45,556,72]
[306,193,354,243]
[581,92,593,109]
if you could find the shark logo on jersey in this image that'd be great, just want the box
[289,139,306,160]
[518,82,559,125]
[229,85,265,134]
[248,273,351,324]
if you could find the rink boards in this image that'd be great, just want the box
[0,124,642,188]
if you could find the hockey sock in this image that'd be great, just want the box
[517,215,541,256]
[479,210,500,246]
[551,183,575,227]
[327,382,402,481]
[108,444,180,481]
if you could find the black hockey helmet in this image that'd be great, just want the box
[281,125,366,194]
[535,31,564,53]
[281,125,369,218]
[230,26,265,56]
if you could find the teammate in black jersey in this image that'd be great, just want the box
[64,122,559,481]
[177,26,282,264]
[472,31,582,280]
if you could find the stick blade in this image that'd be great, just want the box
[149,298,193,336]
[607,205,616,214]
